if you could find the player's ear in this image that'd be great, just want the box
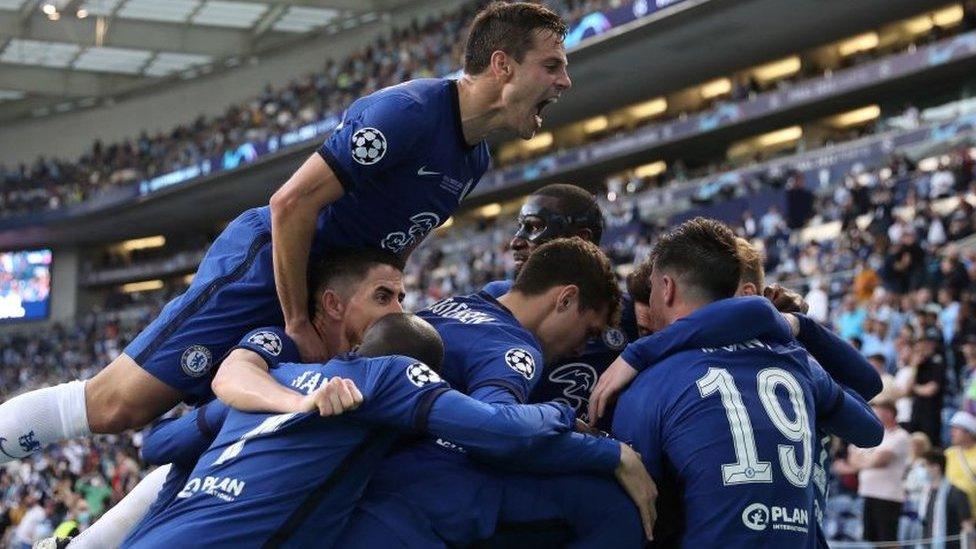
[662,275,677,307]
[556,285,579,313]
[490,50,512,81]
[738,282,758,297]
[322,289,345,321]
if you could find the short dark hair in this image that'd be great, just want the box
[358,313,445,371]
[736,237,765,289]
[464,2,568,75]
[652,217,741,303]
[512,237,620,325]
[922,449,946,474]
[308,247,405,317]
[534,184,604,244]
[626,259,653,305]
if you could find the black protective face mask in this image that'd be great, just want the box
[513,202,603,245]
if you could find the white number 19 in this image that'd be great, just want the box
[697,367,812,488]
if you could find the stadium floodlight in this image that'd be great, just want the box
[120,235,166,251]
[700,78,732,100]
[478,203,502,218]
[838,33,879,57]
[41,3,56,15]
[932,5,964,27]
[629,97,667,120]
[758,126,802,147]
[634,161,666,179]
[904,15,934,35]
[583,116,609,134]
[121,280,165,293]
[523,132,553,152]
[830,105,881,128]
[753,56,801,83]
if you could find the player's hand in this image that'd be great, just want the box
[301,377,364,416]
[588,357,638,427]
[614,443,657,541]
[763,284,809,314]
[287,320,329,362]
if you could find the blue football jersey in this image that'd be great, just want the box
[124,355,453,548]
[256,78,490,258]
[481,280,636,420]
[614,338,834,548]
[125,349,579,548]
[419,291,544,404]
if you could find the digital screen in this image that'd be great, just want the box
[0,248,52,321]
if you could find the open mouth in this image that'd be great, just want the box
[534,97,558,127]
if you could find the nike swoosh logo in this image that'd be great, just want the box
[417,166,440,176]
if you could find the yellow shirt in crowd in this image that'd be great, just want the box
[945,445,976,518]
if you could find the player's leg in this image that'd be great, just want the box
[0,209,277,464]
[68,464,173,548]
[0,353,183,465]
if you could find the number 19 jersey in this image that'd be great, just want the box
[613,338,838,548]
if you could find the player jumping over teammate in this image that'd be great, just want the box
[0,1,573,465]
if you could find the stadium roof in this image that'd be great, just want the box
[0,0,419,116]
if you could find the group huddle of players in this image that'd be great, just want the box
[0,2,888,547]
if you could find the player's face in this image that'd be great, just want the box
[342,265,406,348]
[542,301,607,361]
[646,267,670,334]
[510,196,562,271]
[633,301,652,338]
[503,31,571,139]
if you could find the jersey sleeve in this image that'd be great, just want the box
[141,400,230,467]
[351,356,453,431]
[464,334,543,404]
[795,313,882,400]
[232,326,299,369]
[808,357,883,447]
[317,94,427,192]
[622,297,793,371]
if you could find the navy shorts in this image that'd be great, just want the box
[124,208,283,404]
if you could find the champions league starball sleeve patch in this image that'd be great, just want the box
[350,127,387,165]
[406,362,442,387]
[504,348,536,380]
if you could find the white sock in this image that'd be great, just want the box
[0,380,90,464]
[71,464,171,548]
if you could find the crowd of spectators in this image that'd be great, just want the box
[0,0,614,218]
[2,0,975,220]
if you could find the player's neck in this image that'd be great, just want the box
[456,75,506,144]
[496,291,548,333]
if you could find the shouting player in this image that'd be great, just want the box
[0,1,573,464]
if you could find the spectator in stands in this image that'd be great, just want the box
[868,353,897,404]
[902,431,935,543]
[837,294,867,340]
[919,449,973,548]
[834,400,911,543]
[911,330,948,446]
[946,411,976,525]
[804,278,829,323]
